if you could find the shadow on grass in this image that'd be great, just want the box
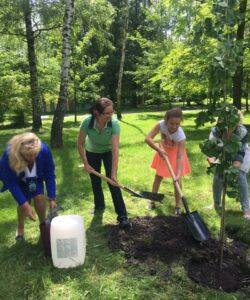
[224,209,250,245]
[0,220,18,244]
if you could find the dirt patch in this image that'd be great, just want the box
[106,216,250,293]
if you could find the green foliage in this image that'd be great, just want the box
[198,102,241,198]
[71,0,115,104]
[152,44,209,104]
[225,166,240,198]
[0,46,31,124]
[207,0,246,100]
[0,0,248,119]
[200,138,223,158]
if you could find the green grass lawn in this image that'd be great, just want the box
[0,110,249,300]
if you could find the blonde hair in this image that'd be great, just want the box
[8,132,42,174]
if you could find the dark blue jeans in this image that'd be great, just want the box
[86,150,128,221]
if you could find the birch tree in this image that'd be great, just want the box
[50,0,74,148]
[116,1,129,120]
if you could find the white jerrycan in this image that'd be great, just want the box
[50,215,86,268]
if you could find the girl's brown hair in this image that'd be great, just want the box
[165,108,183,121]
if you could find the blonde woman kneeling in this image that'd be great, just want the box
[0,132,57,240]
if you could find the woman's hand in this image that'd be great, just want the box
[207,157,215,165]
[233,161,241,168]
[21,202,36,221]
[83,163,94,173]
[111,173,118,183]
[49,199,57,209]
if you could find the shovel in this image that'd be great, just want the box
[159,149,210,242]
[78,165,164,202]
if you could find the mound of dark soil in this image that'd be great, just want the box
[106,216,250,293]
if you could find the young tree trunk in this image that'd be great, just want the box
[218,179,227,272]
[50,0,74,148]
[116,4,129,120]
[232,0,247,109]
[22,0,42,131]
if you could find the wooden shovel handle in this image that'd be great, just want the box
[78,164,121,188]
[158,142,184,198]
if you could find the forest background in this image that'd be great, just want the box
[0,0,249,147]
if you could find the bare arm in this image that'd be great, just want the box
[111,134,120,181]
[145,123,165,158]
[77,131,93,173]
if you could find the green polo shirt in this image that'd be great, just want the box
[80,115,120,153]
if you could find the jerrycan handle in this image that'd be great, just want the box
[46,206,64,224]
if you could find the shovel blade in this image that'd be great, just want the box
[184,211,210,242]
[140,191,164,202]
[123,186,164,202]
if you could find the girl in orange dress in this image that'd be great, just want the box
[145,108,191,214]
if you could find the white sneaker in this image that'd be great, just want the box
[243,214,250,220]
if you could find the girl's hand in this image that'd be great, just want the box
[158,148,166,159]
[21,202,36,221]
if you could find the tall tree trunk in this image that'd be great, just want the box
[50,0,74,148]
[116,4,129,120]
[232,0,247,109]
[22,0,42,131]
[246,74,249,112]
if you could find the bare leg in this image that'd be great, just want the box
[149,175,163,208]
[34,194,46,223]
[152,175,163,193]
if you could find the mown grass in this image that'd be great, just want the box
[0,110,249,300]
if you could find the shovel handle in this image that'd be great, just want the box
[78,164,122,188]
[158,142,191,215]
[91,170,122,188]
[157,143,183,197]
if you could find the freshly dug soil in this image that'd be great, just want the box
[106,216,250,293]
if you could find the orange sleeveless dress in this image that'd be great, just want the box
[151,125,191,178]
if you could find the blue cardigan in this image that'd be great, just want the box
[0,142,56,205]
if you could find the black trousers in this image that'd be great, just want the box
[86,150,127,221]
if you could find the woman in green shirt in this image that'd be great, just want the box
[77,98,129,228]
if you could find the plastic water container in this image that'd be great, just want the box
[50,215,86,268]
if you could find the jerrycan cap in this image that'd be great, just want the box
[45,206,64,224]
